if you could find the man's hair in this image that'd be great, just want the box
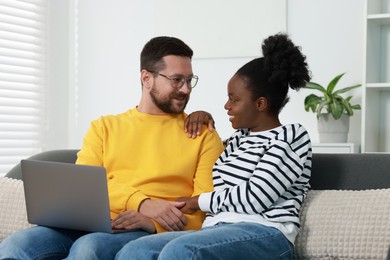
[140,36,193,72]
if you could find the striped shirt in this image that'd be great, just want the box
[198,123,312,243]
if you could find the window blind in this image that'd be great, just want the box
[0,0,46,176]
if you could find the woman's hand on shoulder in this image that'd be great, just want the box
[185,111,215,138]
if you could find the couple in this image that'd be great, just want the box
[0,33,312,260]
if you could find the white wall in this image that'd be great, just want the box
[46,0,365,149]
[63,0,286,147]
[284,0,364,145]
[45,0,70,150]
[68,1,155,147]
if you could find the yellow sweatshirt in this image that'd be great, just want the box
[76,107,224,232]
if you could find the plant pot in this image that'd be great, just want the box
[317,114,350,143]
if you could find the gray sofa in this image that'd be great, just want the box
[2,151,390,259]
[6,151,390,189]
[5,149,79,180]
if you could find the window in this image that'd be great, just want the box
[0,0,46,176]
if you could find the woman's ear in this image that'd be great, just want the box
[256,97,268,111]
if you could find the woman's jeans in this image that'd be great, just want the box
[115,222,293,260]
[0,225,149,260]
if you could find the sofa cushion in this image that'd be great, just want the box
[294,189,390,259]
[0,177,34,241]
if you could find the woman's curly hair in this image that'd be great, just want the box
[262,33,310,90]
[236,33,311,115]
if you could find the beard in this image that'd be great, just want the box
[150,86,189,114]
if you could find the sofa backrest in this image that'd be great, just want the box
[5,150,390,191]
[5,149,79,180]
[310,153,390,190]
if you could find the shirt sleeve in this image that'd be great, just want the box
[199,140,306,215]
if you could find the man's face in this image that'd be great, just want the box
[150,55,193,114]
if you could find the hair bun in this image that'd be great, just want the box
[262,33,311,90]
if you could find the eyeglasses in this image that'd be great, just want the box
[149,71,199,89]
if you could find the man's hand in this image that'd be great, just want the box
[111,210,156,233]
[138,199,187,231]
[184,111,215,138]
[177,196,200,214]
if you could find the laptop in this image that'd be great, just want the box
[21,159,126,233]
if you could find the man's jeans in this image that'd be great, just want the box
[115,222,293,260]
[0,225,149,260]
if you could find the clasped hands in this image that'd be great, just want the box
[111,196,199,233]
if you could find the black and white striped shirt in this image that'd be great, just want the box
[198,124,312,243]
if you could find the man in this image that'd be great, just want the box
[0,36,224,260]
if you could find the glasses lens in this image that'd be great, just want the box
[170,78,182,89]
[190,76,198,88]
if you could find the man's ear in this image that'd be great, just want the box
[256,97,268,111]
[141,69,153,89]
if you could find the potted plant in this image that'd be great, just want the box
[304,72,361,143]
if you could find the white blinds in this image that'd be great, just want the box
[0,0,46,176]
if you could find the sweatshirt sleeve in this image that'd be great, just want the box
[137,128,223,233]
[191,129,224,197]
[76,118,149,217]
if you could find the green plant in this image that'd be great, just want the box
[304,72,361,119]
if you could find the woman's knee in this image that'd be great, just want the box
[158,224,293,260]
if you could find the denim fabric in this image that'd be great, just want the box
[115,222,293,260]
[0,226,149,260]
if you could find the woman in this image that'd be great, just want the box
[115,33,312,260]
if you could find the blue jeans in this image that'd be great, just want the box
[0,226,149,260]
[115,222,293,260]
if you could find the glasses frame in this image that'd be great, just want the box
[148,70,199,89]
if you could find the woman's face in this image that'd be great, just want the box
[224,75,261,130]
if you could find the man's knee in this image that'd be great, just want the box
[115,243,146,260]
[67,234,104,259]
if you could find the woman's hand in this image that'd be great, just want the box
[111,210,156,233]
[184,111,215,138]
[176,196,200,214]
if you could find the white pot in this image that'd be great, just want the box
[317,113,350,143]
